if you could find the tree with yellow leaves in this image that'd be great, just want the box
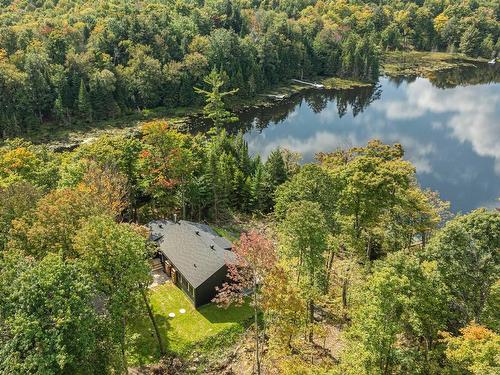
[442,323,500,375]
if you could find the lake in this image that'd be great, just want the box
[236,65,500,213]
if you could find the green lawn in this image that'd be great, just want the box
[126,283,253,366]
[212,225,241,242]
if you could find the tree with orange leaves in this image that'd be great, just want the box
[139,121,197,218]
[7,187,115,259]
[442,323,500,375]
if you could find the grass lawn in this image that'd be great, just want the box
[126,282,253,366]
[212,225,241,242]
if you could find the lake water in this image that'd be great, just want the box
[238,65,500,213]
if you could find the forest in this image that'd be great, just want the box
[0,111,498,373]
[0,0,499,374]
[1,0,499,137]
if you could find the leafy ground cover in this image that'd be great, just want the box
[126,283,253,367]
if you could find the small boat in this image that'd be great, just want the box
[488,58,496,65]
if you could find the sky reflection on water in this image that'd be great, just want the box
[243,74,500,213]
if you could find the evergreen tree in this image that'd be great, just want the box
[263,148,288,210]
[265,149,288,188]
[251,160,267,212]
[459,25,482,57]
[205,143,223,221]
[194,69,238,128]
[232,169,252,212]
[234,132,252,175]
[77,79,93,122]
[54,93,65,123]
[217,151,237,215]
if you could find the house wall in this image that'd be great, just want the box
[162,255,195,304]
[194,265,228,308]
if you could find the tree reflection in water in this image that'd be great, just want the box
[188,63,499,136]
[206,64,499,213]
[187,83,383,134]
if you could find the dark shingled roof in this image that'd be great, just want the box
[148,220,234,288]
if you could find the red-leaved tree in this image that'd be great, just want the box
[213,230,276,375]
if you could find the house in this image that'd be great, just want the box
[148,219,234,307]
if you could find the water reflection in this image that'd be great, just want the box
[239,65,500,212]
[236,84,382,133]
[427,63,500,88]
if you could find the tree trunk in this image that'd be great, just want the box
[212,178,218,222]
[296,250,303,285]
[181,185,186,219]
[140,286,166,355]
[342,278,349,310]
[121,318,129,374]
[324,248,335,293]
[253,276,261,375]
[308,299,314,342]
[366,235,372,260]
[287,333,293,349]
[423,336,430,374]
[383,355,390,375]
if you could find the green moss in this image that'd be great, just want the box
[126,283,253,366]
[381,51,486,78]
[322,77,373,90]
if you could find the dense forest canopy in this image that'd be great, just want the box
[0,0,498,136]
[0,123,498,373]
[0,2,499,371]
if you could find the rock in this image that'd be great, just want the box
[171,358,182,369]
[51,143,80,153]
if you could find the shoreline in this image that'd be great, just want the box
[2,51,486,151]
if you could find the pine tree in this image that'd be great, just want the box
[251,161,267,212]
[232,169,252,212]
[234,132,252,175]
[265,149,287,187]
[54,93,65,123]
[194,69,238,128]
[77,79,92,122]
[218,151,236,214]
[263,148,288,209]
[205,145,222,221]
